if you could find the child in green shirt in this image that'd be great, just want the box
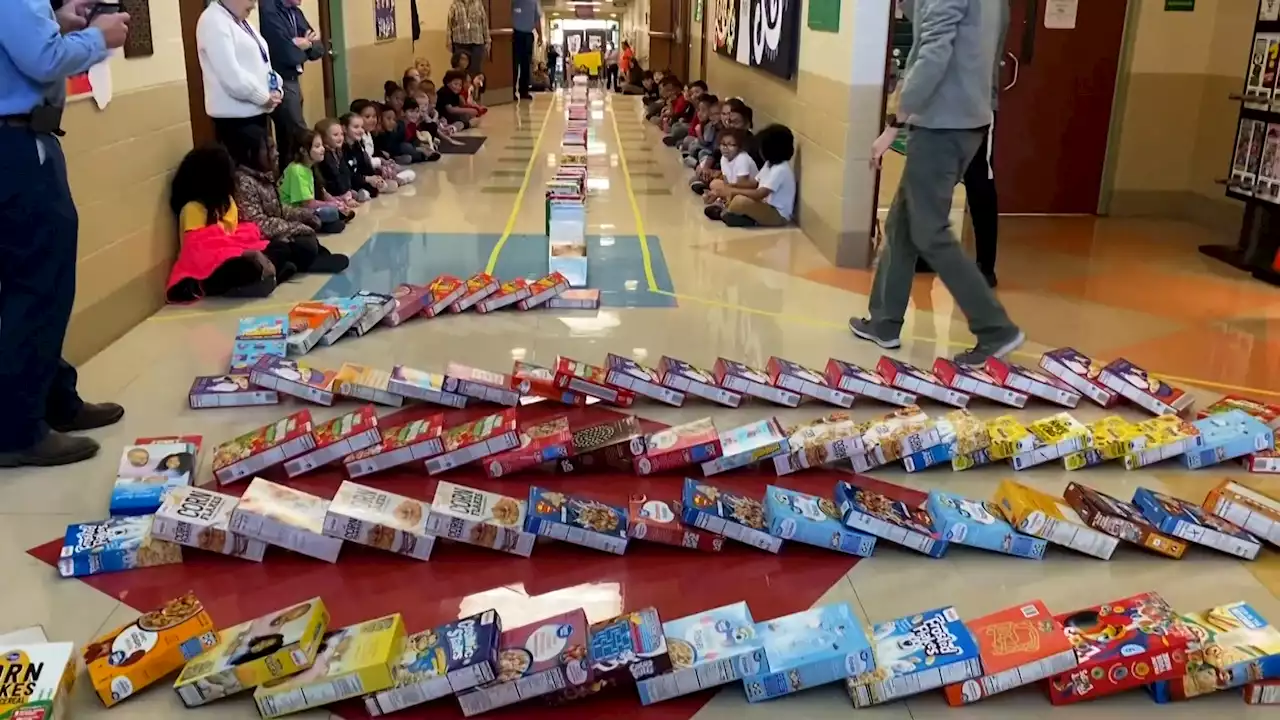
[279,129,354,224]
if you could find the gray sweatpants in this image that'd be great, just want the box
[869,126,1017,346]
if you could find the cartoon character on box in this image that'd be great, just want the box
[775,489,842,524]
[854,487,933,535]
[206,375,250,393]
[535,492,622,533]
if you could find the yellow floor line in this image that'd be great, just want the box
[484,100,557,274]
[606,98,660,292]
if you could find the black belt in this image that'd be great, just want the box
[1,108,63,135]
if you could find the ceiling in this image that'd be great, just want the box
[542,0,631,18]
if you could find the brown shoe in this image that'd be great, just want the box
[49,402,125,433]
[0,432,100,468]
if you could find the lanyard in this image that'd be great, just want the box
[219,1,270,64]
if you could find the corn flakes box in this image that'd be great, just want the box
[1182,409,1275,469]
[449,272,501,313]
[943,600,1077,706]
[1123,414,1204,469]
[680,479,780,552]
[151,486,268,561]
[926,491,1048,559]
[249,355,336,406]
[713,358,801,407]
[835,480,944,557]
[385,366,467,408]
[764,485,876,556]
[983,357,1081,408]
[772,413,867,475]
[1149,601,1280,702]
[232,315,288,370]
[846,606,981,707]
[484,417,573,478]
[173,598,329,706]
[744,603,875,702]
[627,495,724,552]
[554,356,636,406]
[1098,358,1194,416]
[284,405,382,478]
[525,487,629,554]
[476,278,532,313]
[636,602,765,704]
[212,410,316,485]
[425,409,520,474]
[1009,413,1091,470]
[286,302,340,356]
[851,405,942,471]
[109,441,196,516]
[1199,394,1280,428]
[767,357,855,408]
[875,357,970,408]
[351,291,396,335]
[366,610,503,715]
[443,362,521,406]
[455,610,591,716]
[511,361,587,406]
[84,592,218,706]
[1132,487,1262,559]
[228,478,344,562]
[426,482,536,557]
[319,298,368,345]
[516,271,570,310]
[550,416,646,474]
[701,417,789,476]
[58,516,183,578]
[1204,479,1280,546]
[932,358,1029,408]
[323,482,435,560]
[385,284,429,326]
[604,354,686,406]
[1038,347,1119,408]
[1063,482,1187,558]
[658,356,742,407]
[189,373,280,409]
[993,479,1118,559]
[824,358,917,406]
[343,415,446,478]
[0,636,76,719]
[422,274,467,317]
[545,289,599,309]
[1062,416,1142,470]
[253,614,406,718]
[333,363,403,407]
[635,417,722,475]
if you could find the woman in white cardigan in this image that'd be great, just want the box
[197,0,283,147]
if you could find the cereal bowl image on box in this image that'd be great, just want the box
[743,603,874,702]
[635,417,722,475]
[426,482,536,557]
[627,495,724,552]
[526,487,630,555]
[846,606,981,707]
[926,490,1047,559]
[151,485,268,561]
[323,481,436,560]
[681,478,781,553]
[637,602,764,704]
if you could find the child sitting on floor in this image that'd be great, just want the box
[681,94,719,166]
[375,104,429,163]
[701,128,759,221]
[717,124,795,228]
[279,129,354,224]
[384,81,407,117]
[353,100,416,184]
[402,97,438,154]
[438,69,480,128]
[342,112,395,195]
[663,80,704,145]
[403,68,421,98]
[649,76,681,125]
[315,117,372,205]
[420,82,464,135]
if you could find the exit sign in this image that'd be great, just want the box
[1165,0,1194,10]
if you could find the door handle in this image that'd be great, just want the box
[1002,51,1018,91]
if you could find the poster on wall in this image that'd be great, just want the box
[713,0,799,80]
[375,0,397,42]
[120,0,154,58]
[713,0,741,60]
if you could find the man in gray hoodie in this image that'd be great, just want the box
[850,0,1022,367]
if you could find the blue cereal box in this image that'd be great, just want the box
[525,487,630,555]
[109,442,197,516]
[231,315,287,370]
[701,418,790,476]
[351,291,396,335]
[902,443,953,473]
[1182,409,1275,469]
[926,491,1047,559]
[681,478,782,553]
[637,602,766,705]
[762,486,876,557]
[1133,487,1263,559]
[58,516,184,578]
[742,603,874,702]
[366,610,503,715]
[845,606,982,707]
[836,480,947,557]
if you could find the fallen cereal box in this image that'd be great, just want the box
[764,485,876,556]
[332,363,403,407]
[323,482,436,560]
[1149,601,1280,702]
[366,610,502,715]
[229,478,344,562]
[627,495,724,552]
[386,366,468,408]
[1063,482,1187,559]
[636,602,765,704]
[993,479,1118,559]
[343,415,445,478]
[450,273,501,313]
[744,603,874,702]
[1098,358,1194,416]
[680,479,780,553]
[634,417,722,475]
[422,274,466,317]
[152,485,268,561]
[701,417,789,476]
[249,355,336,406]
[455,610,591,716]
[1039,347,1118,408]
[190,373,280,409]
[476,278,531,313]
[932,358,1028,407]
[0,635,75,719]
[284,405,381,478]
[1203,478,1280,546]
[1132,487,1262,559]
[605,354,685,406]
[425,482,536,557]
[846,606,981,707]
[484,416,573,478]
[385,284,429,326]
[425,409,520,474]
[443,363,520,406]
[212,410,316,485]
[526,487,629,554]
[943,600,1076,705]
[555,356,636,406]
[558,607,670,702]
[875,357,969,408]
[767,356,854,408]
[58,516,183,578]
[714,358,800,407]
[772,413,866,475]
[984,357,1081,408]
[926,491,1047,559]
[511,361,587,406]
[351,291,395,335]
[825,358,916,406]
[516,271,570,310]
[109,441,196,516]
[835,479,944,557]
[659,356,742,407]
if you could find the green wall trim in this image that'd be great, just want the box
[329,0,351,110]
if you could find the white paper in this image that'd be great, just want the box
[1045,0,1078,30]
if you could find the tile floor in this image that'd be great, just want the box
[11,91,1280,718]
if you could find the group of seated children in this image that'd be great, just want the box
[646,77,796,228]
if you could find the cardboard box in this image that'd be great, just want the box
[1203,479,1280,546]
[551,416,646,474]
[636,602,763,704]
[701,417,789,476]
[635,417,722,475]
[835,480,945,557]
[771,413,867,475]
[249,355,336,406]
[943,600,1076,705]
[545,288,600,309]
[365,610,502,715]
[516,271,570,310]
[350,291,396,335]
[343,415,445,478]
[151,486,268,561]
[1246,678,1280,703]
[745,603,874,702]
[332,364,403,407]
[659,356,742,407]
[231,315,287,371]
[212,410,316,485]
[853,405,942,470]
[425,410,520,474]
[767,357,855,408]
[1062,416,1142,470]
[386,366,468,408]
[627,495,724,552]
[927,491,1047,559]
[1133,487,1262,559]
[1038,347,1119,407]
[449,273,500,313]
[554,356,636,406]
[714,358,801,407]
[825,358,917,406]
[1098,358,1194,416]
[385,284,429,326]
[1064,482,1188,559]
[846,606,981,707]
[983,357,1081,408]
[1149,601,1280,702]
[229,478,344,562]
[764,485,876,556]
[58,516,183,578]
[444,363,520,406]
[483,416,573,477]
[422,274,466,317]
[992,479,1118,559]
[1123,414,1204,469]
[323,482,436,560]
[1009,413,1091,470]
[932,358,1028,407]
[426,482,536,557]
[1181,409,1275,469]
[511,361,588,406]
[286,302,340,356]
[1199,394,1280,428]
[0,633,75,718]
[476,278,531,313]
[681,478,781,553]
[875,357,969,408]
[319,297,368,345]
[556,607,672,703]
[109,441,196,517]
[189,373,279,409]
[284,405,381,478]
[604,354,685,406]
[455,610,591,716]
[525,487,630,554]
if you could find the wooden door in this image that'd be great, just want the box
[179,0,215,147]
[649,0,674,73]
[316,0,338,117]
[487,0,515,101]
[994,0,1128,214]
[671,0,690,80]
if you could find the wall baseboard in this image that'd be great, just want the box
[1109,189,1244,239]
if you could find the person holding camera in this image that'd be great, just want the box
[198,0,283,148]
[0,0,131,467]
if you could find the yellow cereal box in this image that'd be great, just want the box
[0,629,75,720]
[1123,414,1203,469]
[986,416,1035,460]
[1009,413,1091,470]
[253,613,405,718]
[174,598,330,707]
[83,592,217,706]
[1063,416,1142,470]
[993,479,1118,560]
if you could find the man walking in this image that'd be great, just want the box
[511,0,541,100]
[260,0,324,169]
[851,0,1022,367]
[0,0,131,467]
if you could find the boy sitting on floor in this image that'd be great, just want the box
[681,94,719,167]
[438,69,481,128]
[649,76,682,125]
[716,124,796,228]
[691,99,754,193]
[663,80,705,145]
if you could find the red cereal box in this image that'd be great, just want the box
[1199,394,1280,428]
[384,284,430,326]
[450,272,500,313]
[284,405,382,478]
[484,416,574,477]
[425,409,521,474]
[554,356,636,407]
[423,275,466,317]
[511,361,587,406]
[983,357,1081,408]
[634,418,722,475]
[944,600,1076,705]
[516,272,570,310]
[1246,678,1280,704]
[875,356,969,408]
[476,278,531,313]
[627,494,724,552]
[932,358,1029,408]
[343,415,446,479]
[212,410,316,485]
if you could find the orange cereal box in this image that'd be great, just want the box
[944,600,1077,705]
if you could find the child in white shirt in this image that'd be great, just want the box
[721,124,795,227]
[703,128,759,221]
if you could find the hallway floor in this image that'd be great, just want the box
[14,92,1280,718]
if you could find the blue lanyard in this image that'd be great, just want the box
[220,2,270,64]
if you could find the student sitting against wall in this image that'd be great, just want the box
[352,100,417,184]
[374,104,429,163]
[621,65,648,95]
[342,113,397,195]
[681,94,719,167]
[702,128,759,221]
[691,99,754,194]
[315,117,374,204]
[279,129,354,227]
[716,124,796,228]
[438,69,481,128]
[663,80,704,145]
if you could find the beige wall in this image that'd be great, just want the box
[415,0,455,84]
[346,0,415,102]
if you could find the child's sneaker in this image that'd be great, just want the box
[691,181,708,195]
[704,204,724,221]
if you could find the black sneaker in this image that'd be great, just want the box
[309,253,349,274]
[704,205,724,221]
[690,181,708,195]
[953,330,1025,368]
[662,136,679,147]
[848,318,902,349]
[48,402,124,433]
[721,212,757,227]
[0,432,100,468]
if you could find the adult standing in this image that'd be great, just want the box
[0,0,131,467]
[259,0,324,170]
[511,0,540,100]
[604,42,620,91]
[198,0,283,148]
[546,42,559,89]
[447,0,489,77]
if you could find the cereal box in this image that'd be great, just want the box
[1048,592,1193,704]
[0,636,75,719]
[943,600,1076,706]
[1098,358,1194,416]
[744,603,874,702]
[1204,479,1280,546]
[425,409,520,474]
[386,366,468,408]
[1038,347,1119,407]
[764,485,876,556]
[443,362,520,406]
[1199,394,1280,428]
[984,416,1036,460]
[554,608,670,703]
[983,357,1082,408]
[253,614,406,718]
[343,415,445,478]
[84,592,218,706]
[151,486,268,561]
[484,416,573,478]
[1009,412,1091,470]
[701,417,788,476]
[366,611,503,715]
[212,410,316,485]
[681,478,781,553]
[846,606,981,707]
[516,271,570,310]
[58,516,183,578]
[835,480,945,557]
[1132,487,1262,559]
[319,298,368,345]
[511,361,587,406]
[553,356,636,406]
[1182,409,1275,469]
[1149,601,1280,702]
[426,482,536,557]
[551,416,646,473]
[385,284,429,326]
[449,272,501,313]
[351,291,396,335]
[249,355,336,406]
[333,363,403,407]
[173,598,329,706]
[229,478,344,562]
[1063,482,1187,558]
[286,302,340,355]
[545,288,600,310]
[824,358,917,406]
[476,278,531,313]
[604,354,686,406]
[875,357,970,408]
[284,405,381,478]
[525,487,629,554]
[422,274,466,317]
[1123,414,1204,469]
[634,417,722,475]
[1247,436,1280,473]
[852,405,942,471]
[658,356,742,407]
[767,357,855,408]
[713,358,801,407]
[993,479,1118,559]
[932,358,1028,407]
[109,441,196,516]
[189,373,280,409]
[772,413,867,475]
[926,491,1048,559]
[944,409,992,470]
[455,610,591,716]
[1247,678,1280,703]
[1062,416,1142,470]
[627,495,724,552]
[636,602,765,704]
[322,482,435,560]
[232,315,288,370]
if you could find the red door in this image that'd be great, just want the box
[994,0,1128,214]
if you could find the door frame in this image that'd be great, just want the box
[320,0,350,114]
[1097,0,1142,215]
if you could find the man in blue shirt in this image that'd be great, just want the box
[0,0,132,468]
[260,0,324,170]
[511,0,540,100]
